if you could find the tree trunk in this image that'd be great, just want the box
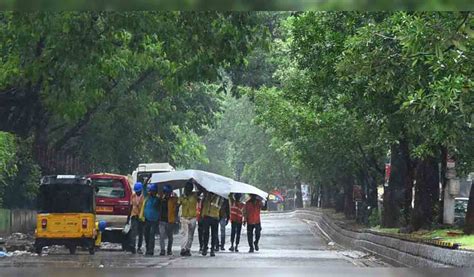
[382,140,411,228]
[295,182,303,208]
[439,146,447,224]
[411,155,440,230]
[367,172,379,210]
[464,186,474,234]
[343,178,355,219]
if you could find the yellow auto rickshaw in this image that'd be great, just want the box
[35,175,99,255]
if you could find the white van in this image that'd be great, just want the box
[132,163,175,186]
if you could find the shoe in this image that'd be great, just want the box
[180,249,186,256]
[254,242,259,251]
[235,246,239,252]
[249,248,254,253]
[185,250,192,256]
[137,249,143,255]
[229,246,234,252]
[220,245,225,251]
[159,250,166,256]
[202,248,208,256]
[199,247,203,253]
[210,250,215,257]
[145,252,154,256]
[167,250,173,256]
[214,246,219,252]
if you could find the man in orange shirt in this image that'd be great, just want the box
[243,194,267,253]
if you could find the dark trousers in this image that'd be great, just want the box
[144,220,158,255]
[230,221,242,246]
[202,216,219,251]
[198,219,204,249]
[129,216,144,250]
[247,223,262,249]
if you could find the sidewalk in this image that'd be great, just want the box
[295,208,474,267]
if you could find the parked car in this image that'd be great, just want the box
[87,173,132,249]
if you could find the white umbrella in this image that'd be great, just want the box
[231,181,268,200]
[149,169,232,199]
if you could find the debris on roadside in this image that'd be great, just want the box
[9,250,38,257]
[9,233,29,240]
[0,251,12,258]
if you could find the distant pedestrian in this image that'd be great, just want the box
[129,182,145,254]
[229,193,245,252]
[217,196,230,251]
[178,181,198,256]
[201,192,223,257]
[244,194,267,253]
[159,184,178,256]
[139,183,160,256]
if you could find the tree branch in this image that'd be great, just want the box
[53,69,156,151]
[356,142,384,176]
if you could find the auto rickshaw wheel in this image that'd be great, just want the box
[88,246,95,255]
[68,245,77,255]
[34,245,43,255]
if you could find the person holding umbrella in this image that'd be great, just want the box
[129,182,145,254]
[201,191,223,257]
[159,184,178,256]
[229,193,245,252]
[139,183,160,256]
[178,180,198,256]
[244,194,267,253]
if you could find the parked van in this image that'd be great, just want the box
[132,163,175,186]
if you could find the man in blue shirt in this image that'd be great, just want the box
[140,183,160,256]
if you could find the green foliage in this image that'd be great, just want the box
[368,209,381,227]
[0,132,17,206]
[0,11,266,174]
[0,134,41,208]
[195,95,297,192]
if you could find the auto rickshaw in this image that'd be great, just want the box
[35,175,99,255]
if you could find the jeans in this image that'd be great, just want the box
[129,216,144,250]
[198,219,204,250]
[230,221,242,246]
[219,218,227,247]
[180,217,196,251]
[202,216,219,252]
[247,223,262,249]
[144,220,158,255]
[159,221,174,252]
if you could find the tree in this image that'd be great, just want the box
[0,11,266,174]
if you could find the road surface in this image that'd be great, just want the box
[0,211,386,269]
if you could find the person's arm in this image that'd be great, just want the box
[262,198,268,211]
[225,200,230,223]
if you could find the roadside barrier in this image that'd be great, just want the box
[294,209,474,267]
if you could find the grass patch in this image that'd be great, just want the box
[370,226,399,234]
[373,227,474,250]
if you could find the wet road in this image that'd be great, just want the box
[0,211,386,269]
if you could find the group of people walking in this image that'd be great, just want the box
[128,180,267,257]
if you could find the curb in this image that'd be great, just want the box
[294,210,474,267]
